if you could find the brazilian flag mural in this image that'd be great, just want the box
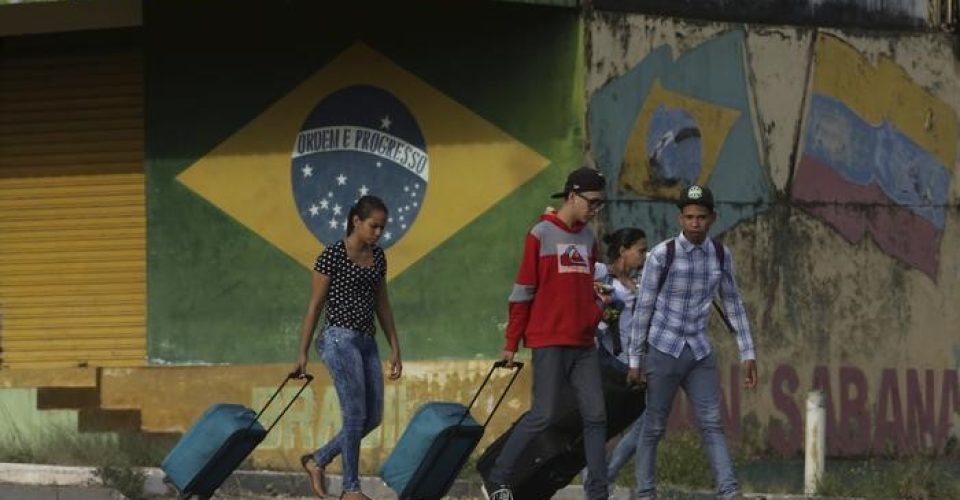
[146,1,584,364]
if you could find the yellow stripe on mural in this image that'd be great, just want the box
[812,33,958,168]
[97,361,531,470]
[620,80,740,198]
[177,43,549,279]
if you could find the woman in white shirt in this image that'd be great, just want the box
[595,227,647,483]
[596,228,647,368]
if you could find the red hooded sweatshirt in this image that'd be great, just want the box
[503,212,603,351]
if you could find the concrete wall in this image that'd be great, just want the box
[586,11,960,456]
[3,0,959,474]
[139,0,580,471]
[145,0,582,365]
[0,0,141,36]
[591,0,942,31]
[0,389,79,449]
[3,0,585,475]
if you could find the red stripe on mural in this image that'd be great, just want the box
[793,155,940,279]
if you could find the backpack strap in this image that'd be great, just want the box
[658,239,676,295]
[712,238,725,273]
[641,239,675,356]
[601,270,616,287]
[709,239,739,334]
[598,268,623,355]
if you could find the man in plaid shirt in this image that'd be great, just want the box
[626,184,758,500]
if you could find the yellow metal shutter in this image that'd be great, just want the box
[0,48,145,369]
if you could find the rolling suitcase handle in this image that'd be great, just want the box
[399,362,523,499]
[249,373,314,434]
[458,361,524,428]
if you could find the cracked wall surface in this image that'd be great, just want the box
[587,13,960,456]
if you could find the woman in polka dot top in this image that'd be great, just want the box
[292,195,402,500]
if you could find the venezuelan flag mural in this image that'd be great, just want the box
[792,34,958,280]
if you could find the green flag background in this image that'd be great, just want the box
[146,0,584,364]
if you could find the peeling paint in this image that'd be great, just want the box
[587,13,960,456]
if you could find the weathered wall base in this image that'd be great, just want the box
[587,13,960,456]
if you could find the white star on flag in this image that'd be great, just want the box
[288,88,438,253]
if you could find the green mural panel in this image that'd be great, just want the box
[147,0,583,363]
[0,389,76,446]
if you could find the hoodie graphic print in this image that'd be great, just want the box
[504,213,603,351]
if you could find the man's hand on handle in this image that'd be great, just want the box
[626,367,646,391]
[743,359,758,389]
[500,350,517,368]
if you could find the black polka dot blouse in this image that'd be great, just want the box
[314,240,387,335]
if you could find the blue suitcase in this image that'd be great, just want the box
[161,374,313,499]
[380,361,523,500]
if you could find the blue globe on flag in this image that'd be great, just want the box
[646,105,702,188]
[291,85,429,249]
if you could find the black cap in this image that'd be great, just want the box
[677,184,715,210]
[550,167,606,199]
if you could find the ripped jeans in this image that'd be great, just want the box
[310,326,383,493]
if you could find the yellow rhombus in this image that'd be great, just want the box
[178,42,549,279]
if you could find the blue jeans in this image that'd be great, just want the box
[311,326,383,492]
[607,414,642,482]
[635,345,738,499]
[595,344,643,483]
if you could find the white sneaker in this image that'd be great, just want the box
[482,483,514,500]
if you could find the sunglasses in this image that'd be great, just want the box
[575,192,606,210]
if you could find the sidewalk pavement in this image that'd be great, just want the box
[0,462,632,499]
[0,462,846,499]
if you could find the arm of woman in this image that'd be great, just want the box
[375,281,402,380]
[293,271,331,377]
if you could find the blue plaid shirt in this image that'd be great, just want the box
[627,232,756,368]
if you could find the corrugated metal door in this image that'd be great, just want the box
[0,48,146,369]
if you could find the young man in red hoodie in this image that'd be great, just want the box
[486,167,609,500]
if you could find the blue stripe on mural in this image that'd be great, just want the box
[803,94,949,230]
